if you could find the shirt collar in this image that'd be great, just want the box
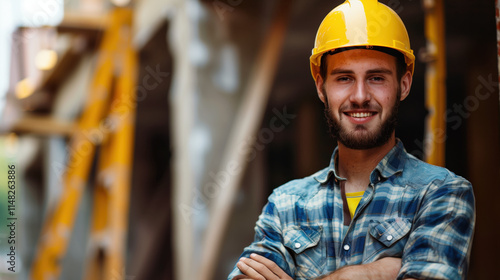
[370,139,406,183]
[314,146,345,184]
[314,139,407,185]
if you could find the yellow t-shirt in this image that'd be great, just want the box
[346,191,365,218]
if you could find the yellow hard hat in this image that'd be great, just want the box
[310,0,415,81]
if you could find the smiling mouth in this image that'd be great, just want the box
[345,112,376,118]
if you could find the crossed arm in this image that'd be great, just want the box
[230,179,474,280]
[233,253,414,280]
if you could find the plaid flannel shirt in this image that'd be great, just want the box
[228,140,475,280]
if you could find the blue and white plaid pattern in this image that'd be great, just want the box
[228,140,475,280]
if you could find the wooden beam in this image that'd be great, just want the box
[38,41,88,94]
[170,2,196,280]
[11,115,76,136]
[58,12,108,32]
[198,2,291,280]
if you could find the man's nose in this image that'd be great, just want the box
[349,81,371,105]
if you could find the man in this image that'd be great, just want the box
[228,0,475,279]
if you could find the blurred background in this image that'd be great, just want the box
[0,0,498,279]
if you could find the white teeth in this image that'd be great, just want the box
[350,112,373,118]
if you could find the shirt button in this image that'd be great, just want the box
[343,244,350,251]
[294,242,301,249]
[387,235,393,241]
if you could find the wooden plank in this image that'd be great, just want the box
[170,2,196,280]
[11,115,76,136]
[58,12,108,32]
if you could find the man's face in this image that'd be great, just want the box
[316,49,411,150]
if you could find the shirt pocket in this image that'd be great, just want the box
[283,225,325,279]
[363,218,412,263]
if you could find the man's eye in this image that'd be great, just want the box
[337,77,351,82]
[370,76,385,82]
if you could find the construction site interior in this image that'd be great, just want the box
[0,0,498,279]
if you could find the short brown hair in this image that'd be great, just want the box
[319,46,408,82]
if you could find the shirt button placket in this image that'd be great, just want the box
[341,242,351,266]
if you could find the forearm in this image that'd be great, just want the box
[319,257,401,280]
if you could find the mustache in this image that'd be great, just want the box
[338,102,382,112]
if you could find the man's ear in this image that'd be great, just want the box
[399,71,413,101]
[316,74,326,104]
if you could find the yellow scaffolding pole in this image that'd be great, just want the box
[423,0,447,166]
[85,15,137,280]
[31,8,137,280]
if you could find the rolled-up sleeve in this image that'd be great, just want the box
[227,192,296,280]
[398,178,475,280]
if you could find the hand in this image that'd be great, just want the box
[235,253,293,280]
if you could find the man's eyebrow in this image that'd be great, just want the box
[366,68,393,75]
[330,68,354,75]
[329,68,393,76]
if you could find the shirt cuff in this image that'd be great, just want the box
[227,266,244,280]
[398,261,462,280]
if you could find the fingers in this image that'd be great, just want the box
[237,256,275,280]
[231,275,252,280]
[237,254,292,280]
[248,254,290,279]
[232,276,252,280]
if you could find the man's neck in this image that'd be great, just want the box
[337,136,396,192]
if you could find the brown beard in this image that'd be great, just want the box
[323,88,401,150]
